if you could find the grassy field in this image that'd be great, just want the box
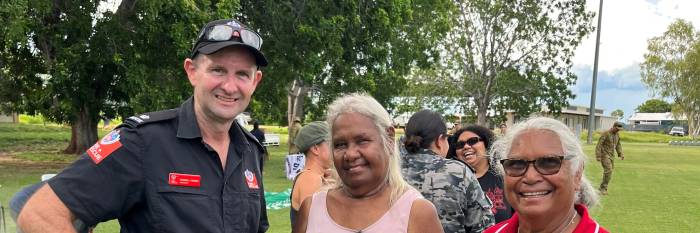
[1,122,699,232]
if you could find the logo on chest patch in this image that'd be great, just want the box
[244,169,259,189]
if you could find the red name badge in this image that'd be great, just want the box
[168,173,201,188]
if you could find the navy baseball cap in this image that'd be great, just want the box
[190,19,268,66]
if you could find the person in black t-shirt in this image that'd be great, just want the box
[448,125,514,223]
[251,121,268,160]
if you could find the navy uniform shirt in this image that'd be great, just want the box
[49,97,269,233]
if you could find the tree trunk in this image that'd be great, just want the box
[63,125,78,154]
[690,114,699,139]
[62,106,98,155]
[293,95,305,121]
[476,98,489,127]
[287,79,309,126]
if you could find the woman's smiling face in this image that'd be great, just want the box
[331,112,388,192]
[504,129,581,219]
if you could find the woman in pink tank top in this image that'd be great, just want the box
[293,94,444,233]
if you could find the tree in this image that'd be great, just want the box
[407,0,594,126]
[641,19,700,137]
[610,109,624,121]
[241,0,454,125]
[0,1,240,154]
[635,99,672,113]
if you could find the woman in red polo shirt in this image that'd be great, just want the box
[485,117,608,233]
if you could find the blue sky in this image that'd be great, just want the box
[570,0,700,121]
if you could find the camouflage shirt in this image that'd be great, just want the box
[401,148,495,233]
[288,122,302,154]
[595,130,623,160]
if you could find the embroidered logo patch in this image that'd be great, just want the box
[87,130,122,164]
[244,169,259,189]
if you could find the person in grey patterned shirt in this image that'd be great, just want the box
[400,110,495,233]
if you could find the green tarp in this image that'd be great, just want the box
[264,188,291,210]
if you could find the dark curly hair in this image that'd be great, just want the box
[403,110,447,154]
[447,124,495,160]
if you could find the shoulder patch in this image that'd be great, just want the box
[87,130,122,164]
[120,109,178,128]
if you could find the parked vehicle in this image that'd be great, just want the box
[669,126,686,136]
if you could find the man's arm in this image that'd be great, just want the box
[616,134,624,160]
[17,184,78,233]
[595,133,607,161]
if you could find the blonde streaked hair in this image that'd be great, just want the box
[325,93,412,204]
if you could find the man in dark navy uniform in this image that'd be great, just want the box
[18,18,269,233]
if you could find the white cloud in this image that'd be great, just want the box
[569,0,700,120]
[573,0,700,72]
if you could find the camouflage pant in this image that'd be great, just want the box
[599,157,614,191]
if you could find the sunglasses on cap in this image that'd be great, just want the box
[499,155,572,177]
[455,137,482,149]
[197,22,263,50]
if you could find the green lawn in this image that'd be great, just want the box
[1,123,699,232]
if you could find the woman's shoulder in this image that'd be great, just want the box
[410,198,436,214]
[408,198,443,233]
[441,159,476,177]
[294,171,323,187]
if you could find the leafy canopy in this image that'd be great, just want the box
[400,0,594,125]
[641,19,700,137]
[635,99,672,113]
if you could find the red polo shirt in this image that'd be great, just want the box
[484,204,609,233]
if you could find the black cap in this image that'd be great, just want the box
[613,122,624,128]
[191,19,268,66]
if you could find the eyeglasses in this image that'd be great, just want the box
[455,137,482,149]
[197,23,263,50]
[499,156,572,177]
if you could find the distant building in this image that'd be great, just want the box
[0,112,19,123]
[627,112,686,132]
[395,105,618,134]
[505,105,618,133]
[393,112,413,128]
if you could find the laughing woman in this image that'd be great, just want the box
[485,117,608,233]
[293,93,443,233]
[449,125,513,223]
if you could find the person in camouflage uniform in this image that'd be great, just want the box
[595,122,625,195]
[401,110,495,233]
[288,117,302,154]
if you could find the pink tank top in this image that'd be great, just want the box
[305,188,422,233]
